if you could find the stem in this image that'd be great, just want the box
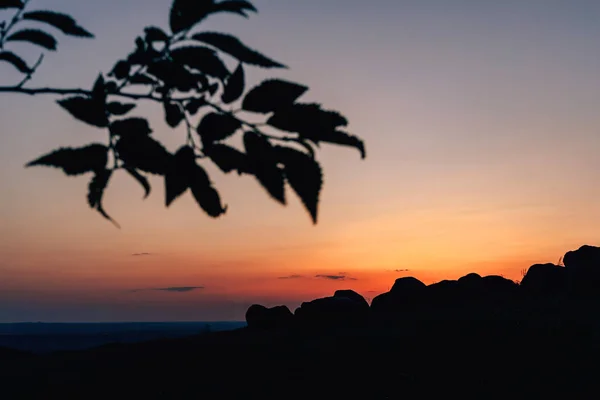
[16,53,44,87]
[0,0,30,50]
[0,84,304,145]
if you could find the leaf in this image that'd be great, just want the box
[197,112,241,144]
[185,97,207,115]
[192,32,285,68]
[170,46,229,80]
[169,0,215,34]
[91,74,107,104]
[124,166,151,199]
[56,96,108,128]
[144,26,169,42]
[163,101,184,128]
[129,73,157,85]
[108,60,131,80]
[242,79,308,113]
[318,130,366,159]
[115,135,171,175]
[26,144,108,176]
[87,169,119,228]
[165,146,194,206]
[243,131,285,204]
[6,29,58,50]
[221,63,244,104]
[22,10,94,38]
[190,164,227,217]
[275,146,323,224]
[109,118,152,137]
[107,102,136,116]
[146,59,198,91]
[266,103,347,133]
[0,51,31,73]
[213,0,257,17]
[204,143,251,174]
[0,0,23,9]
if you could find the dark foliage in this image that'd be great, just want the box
[6,28,57,50]
[0,50,30,72]
[22,10,94,38]
[1,0,365,226]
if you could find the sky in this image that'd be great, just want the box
[1,0,600,322]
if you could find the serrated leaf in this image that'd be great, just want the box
[192,32,285,68]
[87,169,119,228]
[169,0,215,34]
[22,10,94,38]
[144,26,169,42]
[275,146,323,224]
[221,63,244,104]
[205,143,251,174]
[109,118,152,137]
[115,135,171,175]
[170,46,229,80]
[124,166,151,199]
[319,130,366,159]
[26,144,108,176]
[242,79,308,113]
[0,51,31,73]
[190,163,227,217]
[164,101,185,128]
[107,102,136,116]
[243,131,285,204]
[56,96,108,128]
[266,103,347,133]
[213,0,257,17]
[197,112,241,144]
[0,0,24,9]
[165,146,195,206]
[6,29,58,50]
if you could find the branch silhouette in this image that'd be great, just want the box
[0,0,366,227]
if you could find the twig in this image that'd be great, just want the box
[16,53,44,87]
[0,84,305,147]
[0,0,30,49]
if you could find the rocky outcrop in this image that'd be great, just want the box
[520,263,567,296]
[245,244,600,331]
[295,293,369,328]
[245,304,294,330]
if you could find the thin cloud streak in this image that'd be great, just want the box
[130,286,205,293]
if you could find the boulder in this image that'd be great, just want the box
[520,263,567,297]
[245,304,294,330]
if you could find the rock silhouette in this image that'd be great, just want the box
[245,304,294,330]
[3,245,600,398]
[248,244,600,330]
[520,263,567,296]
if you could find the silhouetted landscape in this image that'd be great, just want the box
[2,244,600,398]
[0,321,245,353]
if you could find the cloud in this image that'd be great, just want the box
[277,274,305,280]
[132,252,153,256]
[394,269,410,272]
[315,274,357,281]
[131,286,205,293]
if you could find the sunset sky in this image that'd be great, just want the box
[1,0,600,322]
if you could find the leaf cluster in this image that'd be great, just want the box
[9,0,366,226]
[0,1,93,74]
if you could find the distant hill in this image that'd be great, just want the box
[0,321,246,353]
